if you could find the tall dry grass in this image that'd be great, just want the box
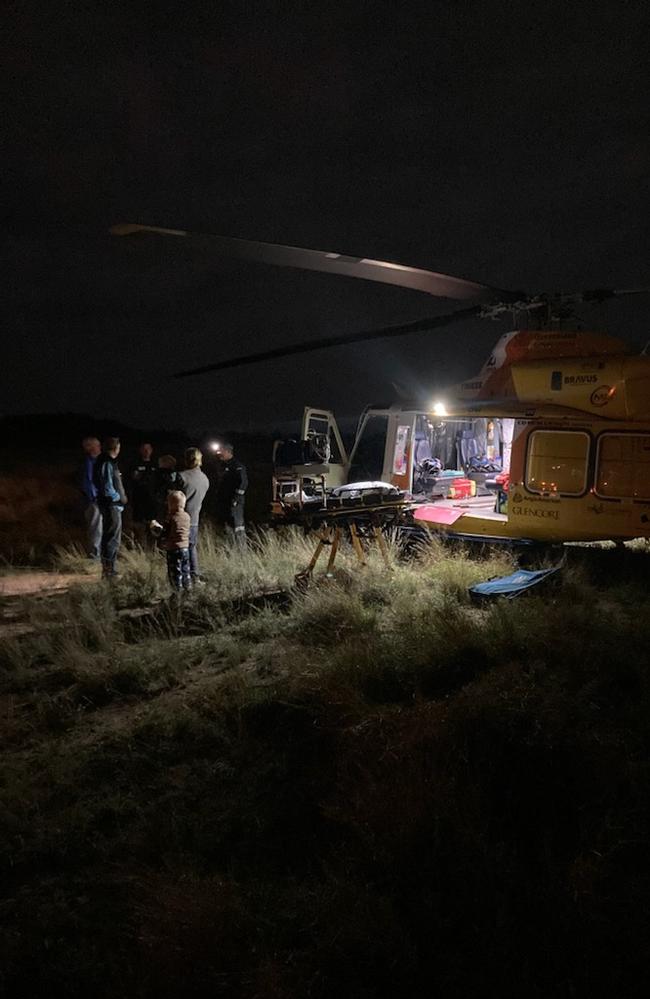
[2,529,650,997]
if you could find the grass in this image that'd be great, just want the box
[1,528,650,997]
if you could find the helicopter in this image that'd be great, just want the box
[111,223,650,544]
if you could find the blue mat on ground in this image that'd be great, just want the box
[469,566,562,600]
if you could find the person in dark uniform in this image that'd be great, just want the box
[128,441,156,546]
[152,454,185,521]
[215,443,247,548]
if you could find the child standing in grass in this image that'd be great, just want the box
[151,490,192,591]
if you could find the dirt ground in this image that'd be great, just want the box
[0,570,99,638]
[0,570,98,598]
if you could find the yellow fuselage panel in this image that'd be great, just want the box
[430,416,650,543]
[507,416,650,541]
[433,491,650,543]
[510,355,650,419]
[504,488,650,542]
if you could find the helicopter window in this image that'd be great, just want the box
[349,415,389,481]
[596,434,650,501]
[525,430,589,496]
[306,414,343,463]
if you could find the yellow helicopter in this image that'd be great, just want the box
[111,223,650,544]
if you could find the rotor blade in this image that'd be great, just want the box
[581,286,650,302]
[110,223,502,302]
[172,306,480,378]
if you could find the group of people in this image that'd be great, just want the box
[79,436,248,587]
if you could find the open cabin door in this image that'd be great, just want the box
[385,413,417,491]
[301,407,349,488]
[348,409,517,496]
[271,407,350,516]
[348,408,419,490]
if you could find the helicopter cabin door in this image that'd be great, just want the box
[301,408,349,489]
[383,411,418,491]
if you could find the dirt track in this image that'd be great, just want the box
[0,571,99,637]
[0,570,98,598]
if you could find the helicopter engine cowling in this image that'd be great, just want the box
[456,329,628,402]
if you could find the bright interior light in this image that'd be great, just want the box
[432,401,448,417]
[209,441,221,452]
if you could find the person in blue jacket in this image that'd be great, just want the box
[93,436,128,578]
[78,436,102,559]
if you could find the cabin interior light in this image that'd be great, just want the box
[209,441,221,452]
[432,401,448,417]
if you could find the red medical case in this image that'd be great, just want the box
[447,477,477,499]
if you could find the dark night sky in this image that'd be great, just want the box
[3,1,649,433]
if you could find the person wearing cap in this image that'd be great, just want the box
[179,446,210,581]
[215,442,248,548]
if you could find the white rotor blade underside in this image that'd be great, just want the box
[110,223,497,302]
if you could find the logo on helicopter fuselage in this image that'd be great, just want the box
[563,374,598,385]
[590,385,614,407]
